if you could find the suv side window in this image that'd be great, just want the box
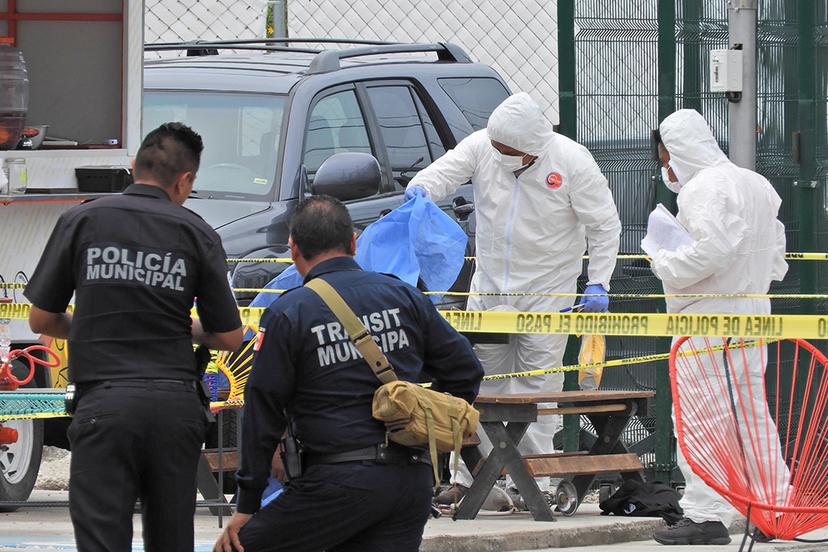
[438,77,510,132]
[366,85,445,190]
[304,89,372,185]
[412,93,446,161]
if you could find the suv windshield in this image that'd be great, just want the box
[144,92,285,198]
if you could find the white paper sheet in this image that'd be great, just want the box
[641,203,693,256]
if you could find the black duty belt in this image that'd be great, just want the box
[78,378,198,392]
[304,444,431,467]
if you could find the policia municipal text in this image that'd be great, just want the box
[214,195,483,552]
[25,123,244,552]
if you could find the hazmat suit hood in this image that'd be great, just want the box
[486,92,556,157]
[659,109,729,186]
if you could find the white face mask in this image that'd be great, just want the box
[661,166,682,193]
[493,150,528,172]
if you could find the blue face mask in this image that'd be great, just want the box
[493,149,528,172]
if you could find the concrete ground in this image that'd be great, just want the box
[2,491,826,551]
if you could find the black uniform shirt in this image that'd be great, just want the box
[24,184,241,383]
[236,256,483,514]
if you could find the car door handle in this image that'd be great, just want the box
[379,208,392,218]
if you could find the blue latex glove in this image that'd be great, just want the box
[404,185,428,201]
[582,284,609,313]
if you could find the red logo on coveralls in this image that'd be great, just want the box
[546,172,563,189]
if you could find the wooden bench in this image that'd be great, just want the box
[455,390,654,522]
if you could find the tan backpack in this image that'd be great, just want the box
[306,278,479,485]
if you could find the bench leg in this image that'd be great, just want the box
[460,444,484,477]
[572,413,638,504]
[488,422,555,522]
[455,421,554,522]
[454,422,516,520]
[197,454,232,517]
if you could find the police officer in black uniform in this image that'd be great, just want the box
[213,195,483,552]
[25,123,243,552]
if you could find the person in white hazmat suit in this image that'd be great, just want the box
[650,109,791,545]
[405,92,621,506]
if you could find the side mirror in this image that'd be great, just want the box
[311,152,380,201]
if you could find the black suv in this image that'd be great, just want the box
[143,39,512,303]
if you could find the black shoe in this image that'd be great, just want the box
[653,517,731,545]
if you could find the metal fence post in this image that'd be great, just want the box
[654,0,677,485]
[557,0,577,138]
[556,0,580,453]
[728,0,759,169]
[681,0,703,113]
[266,0,288,38]
[795,0,818,315]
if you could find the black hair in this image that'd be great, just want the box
[289,195,354,260]
[134,122,204,187]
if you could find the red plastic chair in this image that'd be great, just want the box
[671,337,828,544]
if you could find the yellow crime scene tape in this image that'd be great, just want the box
[0,282,27,289]
[0,411,67,422]
[232,287,828,300]
[207,339,770,410]
[0,337,776,418]
[6,280,828,301]
[0,338,782,419]
[3,302,827,339]
[228,307,827,340]
[225,252,828,264]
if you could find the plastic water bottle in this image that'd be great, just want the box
[0,39,29,150]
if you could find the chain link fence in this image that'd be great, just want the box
[143,1,559,121]
[144,0,269,45]
[287,0,560,123]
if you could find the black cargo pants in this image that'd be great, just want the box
[238,462,434,552]
[68,379,207,552]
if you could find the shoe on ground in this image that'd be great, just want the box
[434,483,468,505]
[653,517,731,545]
[481,485,515,512]
[435,483,516,511]
[506,487,555,512]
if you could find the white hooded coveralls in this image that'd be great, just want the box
[408,93,621,490]
[653,109,790,526]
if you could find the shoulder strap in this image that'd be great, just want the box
[305,278,398,385]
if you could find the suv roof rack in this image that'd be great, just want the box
[144,39,472,72]
[144,38,398,56]
[306,42,471,74]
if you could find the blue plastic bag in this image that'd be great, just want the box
[250,195,467,308]
[357,195,467,295]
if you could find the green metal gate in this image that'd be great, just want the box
[557,0,828,484]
